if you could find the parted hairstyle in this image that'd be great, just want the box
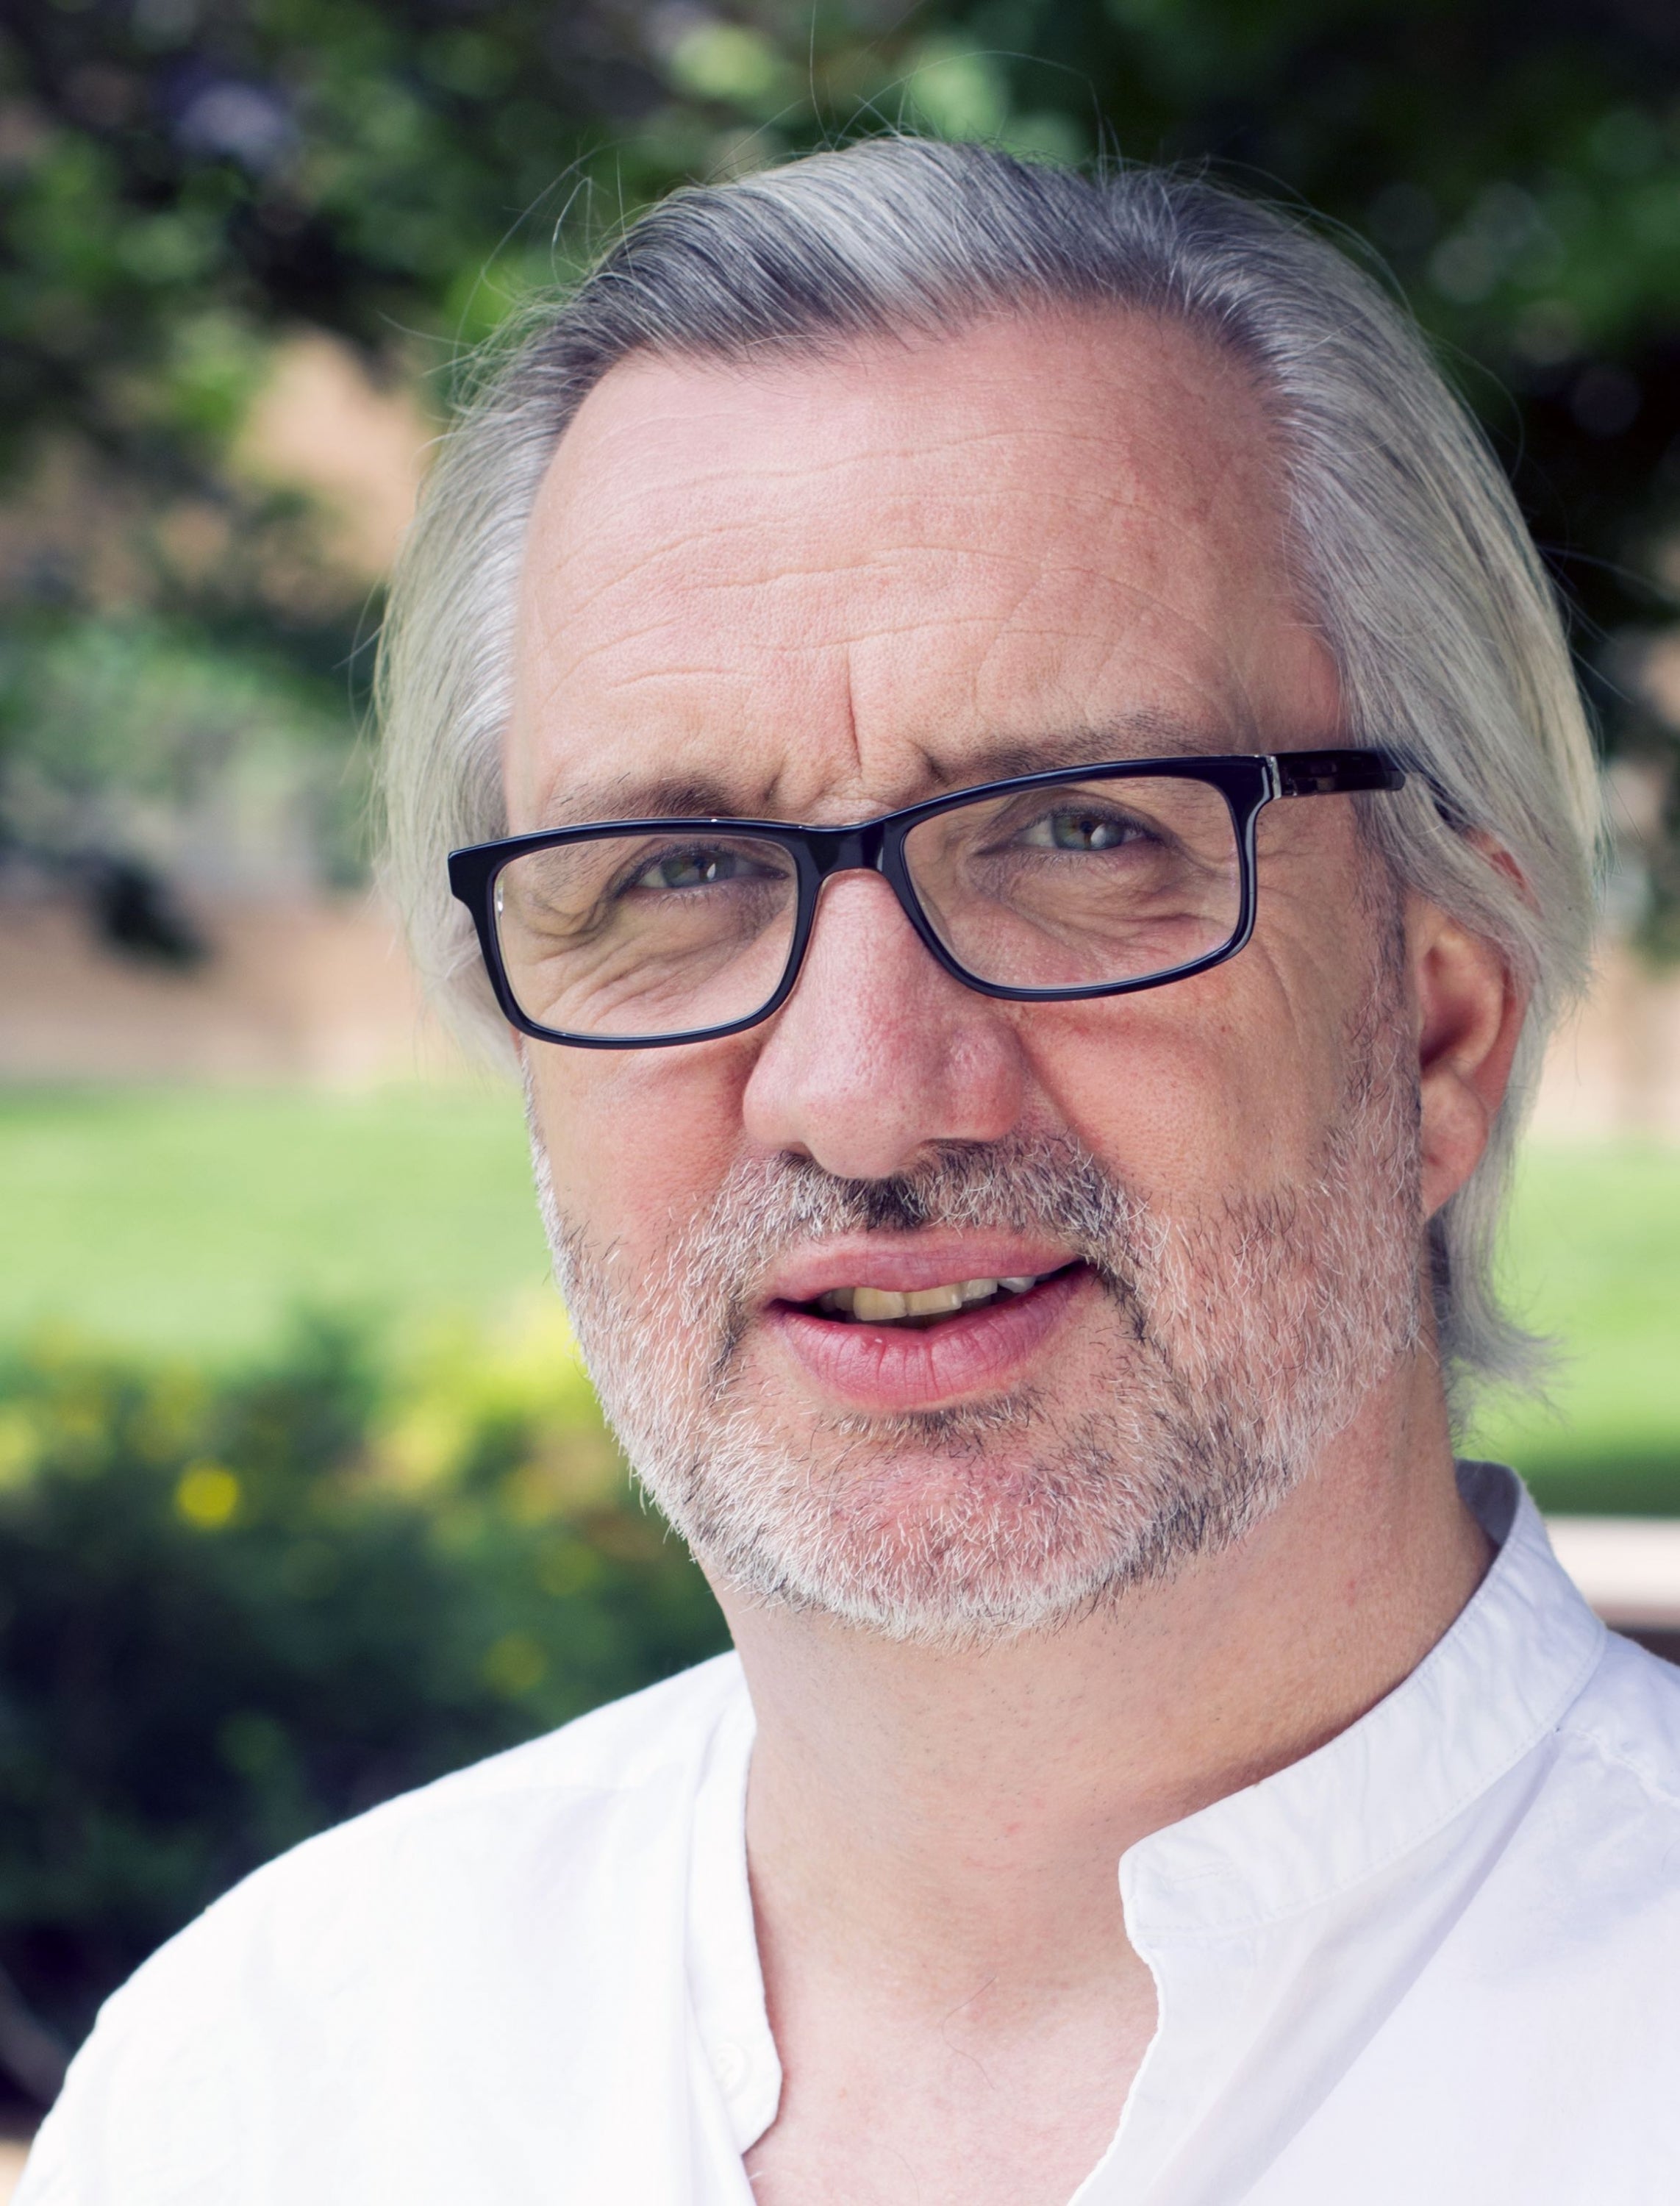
[377,135,1601,1402]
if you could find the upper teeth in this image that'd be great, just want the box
[816,1277,1041,1322]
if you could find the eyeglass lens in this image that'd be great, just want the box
[490,775,1243,1041]
[902,776,1240,996]
[493,832,801,1040]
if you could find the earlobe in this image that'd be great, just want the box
[1409,893,1526,1221]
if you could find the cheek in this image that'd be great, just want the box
[529,1043,749,1252]
[1020,964,1340,1202]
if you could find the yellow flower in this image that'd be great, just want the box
[175,1462,241,1529]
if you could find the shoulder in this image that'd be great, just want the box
[1529,1632,1680,1958]
[327,1640,746,1828]
[131,1648,746,1986]
[18,1654,748,2204]
[1437,1635,1680,2079]
[1559,1630,1680,1811]
[362,1643,751,1812]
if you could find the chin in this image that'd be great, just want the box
[647,1403,1207,1650]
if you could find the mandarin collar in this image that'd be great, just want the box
[1119,1463,1606,1943]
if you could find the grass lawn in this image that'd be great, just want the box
[0,1083,552,1358]
[1,1086,1676,1510]
[1466,1144,1680,1516]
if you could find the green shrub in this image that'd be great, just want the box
[0,1315,726,2060]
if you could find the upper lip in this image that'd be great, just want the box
[766,1235,1081,1307]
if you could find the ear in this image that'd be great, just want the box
[1406,888,1527,1221]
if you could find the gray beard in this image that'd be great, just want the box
[526,990,1424,1651]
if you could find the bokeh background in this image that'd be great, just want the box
[3,0,1679,2155]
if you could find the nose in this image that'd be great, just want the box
[740,869,1026,1179]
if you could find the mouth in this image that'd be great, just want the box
[762,1258,1093,1413]
[789,1265,1082,1329]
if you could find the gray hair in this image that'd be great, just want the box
[378,136,1601,1404]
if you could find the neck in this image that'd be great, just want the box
[720,1354,1490,2012]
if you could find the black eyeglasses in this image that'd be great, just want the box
[447,749,1404,1049]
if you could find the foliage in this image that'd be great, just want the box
[2,1,1679,920]
[0,1084,554,1359]
[2,4,1679,607]
[0,611,365,904]
[0,1316,727,2062]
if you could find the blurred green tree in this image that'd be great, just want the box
[0,1317,727,2072]
[3,1,1679,932]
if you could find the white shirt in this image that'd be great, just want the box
[20,1463,1680,2205]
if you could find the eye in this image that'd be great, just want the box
[1019,806,1143,853]
[630,844,768,892]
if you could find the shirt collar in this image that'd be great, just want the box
[1120,1463,1606,1943]
[683,1462,1607,2168]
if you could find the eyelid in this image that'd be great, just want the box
[986,789,1148,833]
[624,835,790,885]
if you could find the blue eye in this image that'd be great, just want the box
[632,846,761,891]
[1020,807,1140,853]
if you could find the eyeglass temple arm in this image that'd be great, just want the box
[1270,749,1406,798]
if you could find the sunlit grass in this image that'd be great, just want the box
[2,1087,1676,1510]
[1468,1143,1680,1516]
[0,1084,551,1357]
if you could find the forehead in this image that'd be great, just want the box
[505,308,1336,831]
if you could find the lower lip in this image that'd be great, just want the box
[764,1267,1091,1412]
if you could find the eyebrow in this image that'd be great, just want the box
[537,773,751,829]
[942,715,1242,787]
[535,711,1258,830]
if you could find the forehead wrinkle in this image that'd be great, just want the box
[557,379,1192,503]
[529,536,1027,704]
[543,530,1061,644]
[535,590,1236,729]
[535,404,1259,638]
[535,443,1084,624]
[551,503,1218,614]
[527,420,1290,736]
[563,326,1268,511]
[514,315,1329,838]
[553,564,1234,696]
[540,517,1282,697]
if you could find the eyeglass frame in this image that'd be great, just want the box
[447,748,1406,1051]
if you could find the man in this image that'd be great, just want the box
[22,140,1680,2205]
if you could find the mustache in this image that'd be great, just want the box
[728,1136,1133,1238]
[668,1132,1163,1362]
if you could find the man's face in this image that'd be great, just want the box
[507,310,1425,1643]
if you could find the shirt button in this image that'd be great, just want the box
[711,2038,751,2097]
